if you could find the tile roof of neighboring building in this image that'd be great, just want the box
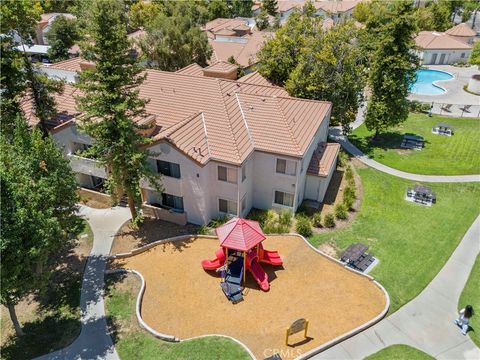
[445,23,477,37]
[314,0,361,13]
[307,142,341,177]
[209,31,273,67]
[238,71,275,87]
[23,70,331,166]
[205,18,249,39]
[277,1,303,12]
[204,61,238,73]
[175,63,205,76]
[48,57,84,71]
[415,31,473,50]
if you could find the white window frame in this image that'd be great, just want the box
[272,190,295,208]
[218,197,238,216]
[275,157,297,176]
[217,165,238,184]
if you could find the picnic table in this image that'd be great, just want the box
[401,134,424,150]
[341,243,374,272]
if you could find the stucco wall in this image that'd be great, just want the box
[421,49,472,65]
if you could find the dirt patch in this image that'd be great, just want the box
[318,243,339,258]
[113,235,386,359]
[111,218,200,255]
[77,188,112,209]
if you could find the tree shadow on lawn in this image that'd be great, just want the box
[349,131,429,158]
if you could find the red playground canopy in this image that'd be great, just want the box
[215,217,266,252]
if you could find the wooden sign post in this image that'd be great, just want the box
[285,318,309,346]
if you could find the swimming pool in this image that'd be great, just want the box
[410,69,454,95]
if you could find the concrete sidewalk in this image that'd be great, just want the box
[34,206,131,360]
[313,215,480,360]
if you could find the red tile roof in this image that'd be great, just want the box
[415,31,473,50]
[445,23,476,37]
[215,217,266,251]
[238,71,274,87]
[23,70,331,166]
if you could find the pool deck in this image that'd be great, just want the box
[408,65,479,118]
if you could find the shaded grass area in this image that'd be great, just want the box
[0,220,93,360]
[458,255,480,347]
[364,344,434,360]
[309,167,480,313]
[349,113,480,175]
[105,274,251,360]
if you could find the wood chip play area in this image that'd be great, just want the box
[113,233,386,359]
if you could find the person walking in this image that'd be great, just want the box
[455,305,474,335]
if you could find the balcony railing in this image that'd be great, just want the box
[142,203,187,225]
[68,154,107,178]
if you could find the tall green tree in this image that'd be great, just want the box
[364,1,419,137]
[469,41,480,66]
[1,117,81,337]
[262,0,278,16]
[140,12,212,70]
[258,12,321,85]
[207,0,231,20]
[286,21,367,134]
[46,15,80,62]
[255,9,270,30]
[76,0,160,220]
[128,0,164,29]
[231,0,253,17]
[415,1,453,31]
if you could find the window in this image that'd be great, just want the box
[276,158,297,176]
[274,190,294,207]
[156,160,180,178]
[218,165,237,183]
[461,53,465,58]
[242,166,246,182]
[161,193,184,211]
[219,198,237,215]
[91,176,105,189]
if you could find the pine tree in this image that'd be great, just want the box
[364,1,419,138]
[75,0,161,221]
[262,0,278,16]
[1,117,81,337]
[46,15,80,62]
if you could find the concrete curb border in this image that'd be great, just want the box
[109,233,390,360]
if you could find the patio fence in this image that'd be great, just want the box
[420,101,480,118]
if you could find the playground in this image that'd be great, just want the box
[113,230,387,359]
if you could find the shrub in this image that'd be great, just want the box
[324,213,335,228]
[197,225,210,235]
[296,202,309,217]
[345,165,353,181]
[312,212,322,228]
[407,100,430,114]
[338,150,349,167]
[295,216,313,237]
[344,185,356,200]
[209,215,229,228]
[335,203,348,220]
[343,195,354,210]
[278,209,292,227]
[247,208,267,225]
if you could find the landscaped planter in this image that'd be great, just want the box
[467,74,480,95]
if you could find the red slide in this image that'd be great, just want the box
[249,259,269,291]
[260,249,283,266]
[201,248,226,270]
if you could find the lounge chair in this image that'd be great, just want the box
[441,104,452,112]
[459,104,471,113]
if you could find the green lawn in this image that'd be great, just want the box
[458,255,480,347]
[310,167,480,313]
[105,274,250,360]
[349,113,480,175]
[364,345,434,360]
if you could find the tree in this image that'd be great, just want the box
[469,41,480,66]
[46,15,80,62]
[207,0,231,20]
[140,12,212,70]
[352,1,371,23]
[76,0,160,221]
[1,117,81,337]
[414,1,452,32]
[255,9,270,30]
[286,21,367,134]
[364,1,419,137]
[231,0,253,17]
[258,12,321,85]
[227,55,245,78]
[128,0,164,29]
[262,0,278,16]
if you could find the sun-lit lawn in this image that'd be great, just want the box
[458,255,480,347]
[349,113,480,175]
[309,166,480,313]
[364,345,434,360]
[105,274,250,360]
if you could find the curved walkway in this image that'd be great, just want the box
[313,215,480,360]
[35,205,131,360]
[329,127,480,183]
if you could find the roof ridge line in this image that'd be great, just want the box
[235,93,255,149]
[217,79,242,162]
[199,112,212,158]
